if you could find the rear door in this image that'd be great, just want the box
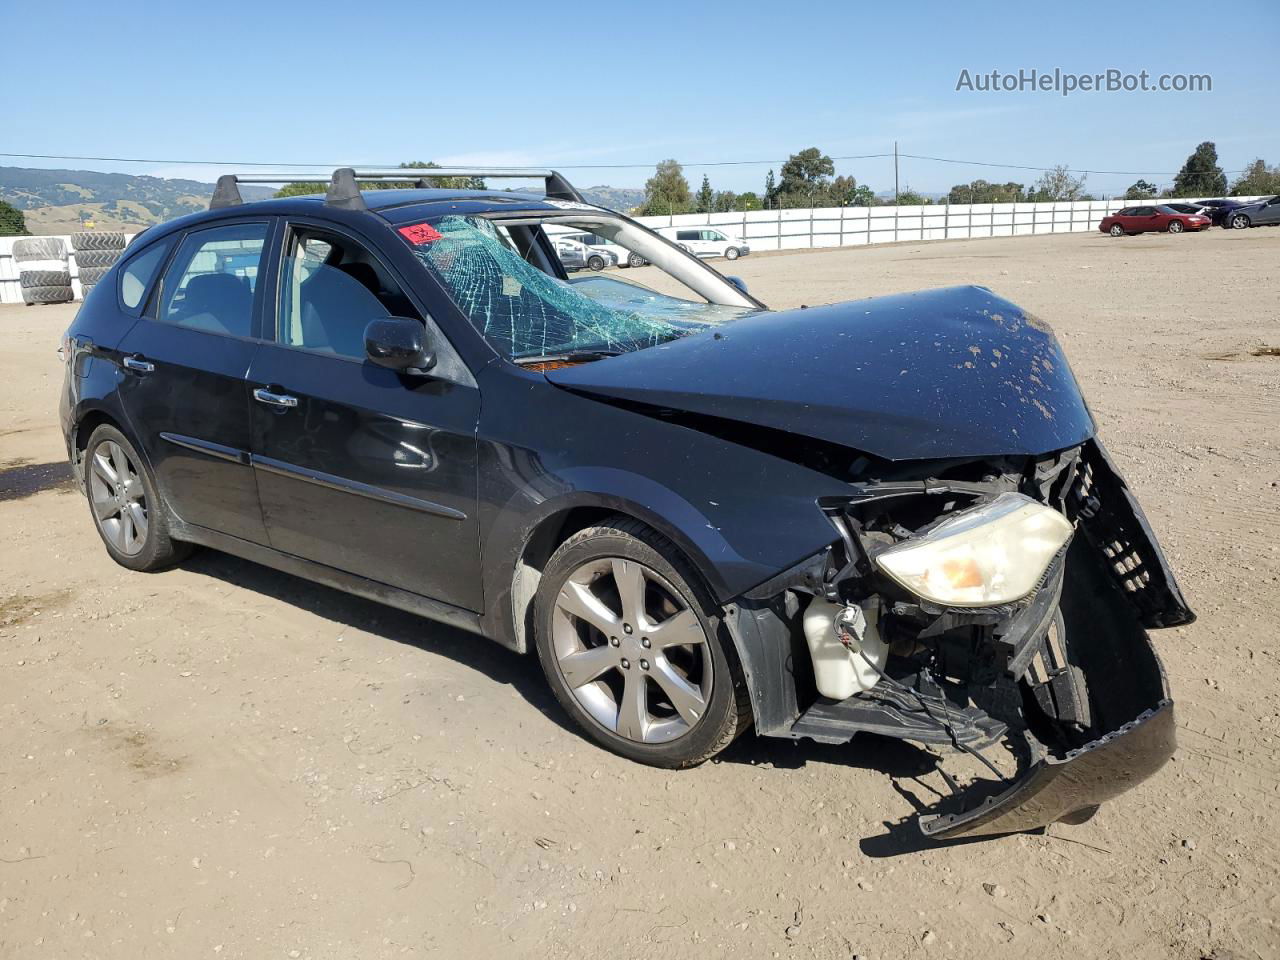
[246,219,483,611]
[116,219,274,543]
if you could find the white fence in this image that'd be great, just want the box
[632,195,1265,251]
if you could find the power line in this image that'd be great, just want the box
[0,149,1244,177]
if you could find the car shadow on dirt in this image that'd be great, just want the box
[716,731,1022,855]
[179,548,1015,852]
[180,550,576,736]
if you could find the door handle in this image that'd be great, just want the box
[122,355,155,373]
[253,387,298,409]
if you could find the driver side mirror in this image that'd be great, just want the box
[725,276,749,295]
[365,317,436,376]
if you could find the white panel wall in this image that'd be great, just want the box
[631,196,1265,252]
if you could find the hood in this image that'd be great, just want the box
[546,285,1095,461]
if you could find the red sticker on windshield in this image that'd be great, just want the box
[399,223,443,246]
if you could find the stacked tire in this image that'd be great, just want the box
[71,232,127,299]
[13,237,73,305]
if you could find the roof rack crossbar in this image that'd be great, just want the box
[207,167,585,210]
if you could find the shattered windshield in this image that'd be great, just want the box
[402,215,750,360]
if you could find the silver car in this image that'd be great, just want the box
[554,237,616,271]
[1227,195,1280,229]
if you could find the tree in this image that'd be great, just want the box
[1124,179,1158,200]
[849,185,877,207]
[777,147,835,206]
[1230,158,1280,197]
[1172,142,1227,197]
[275,161,483,198]
[639,159,692,215]
[1029,165,1087,201]
[764,169,777,208]
[712,190,738,212]
[733,191,762,211]
[0,199,28,236]
[695,174,714,214]
[945,180,1025,204]
[895,188,928,206]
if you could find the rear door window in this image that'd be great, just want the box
[156,223,269,338]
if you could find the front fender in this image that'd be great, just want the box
[474,367,853,650]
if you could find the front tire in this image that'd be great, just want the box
[586,255,606,271]
[1109,224,1124,237]
[627,252,647,268]
[534,517,750,768]
[1231,213,1251,229]
[725,246,740,260]
[1168,220,1184,233]
[83,424,191,571]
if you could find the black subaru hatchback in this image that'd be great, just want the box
[60,167,1194,839]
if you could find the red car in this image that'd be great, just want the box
[1099,204,1211,236]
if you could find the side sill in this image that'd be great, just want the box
[171,521,486,637]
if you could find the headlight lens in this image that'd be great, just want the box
[873,493,1073,607]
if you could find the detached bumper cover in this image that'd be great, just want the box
[919,700,1175,839]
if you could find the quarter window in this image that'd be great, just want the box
[156,223,268,338]
[118,237,175,311]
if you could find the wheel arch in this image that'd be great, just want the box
[500,495,736,656]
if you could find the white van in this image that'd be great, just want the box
[657,226,750,260]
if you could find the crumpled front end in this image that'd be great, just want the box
[744,438,1192,839]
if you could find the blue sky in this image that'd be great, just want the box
[7,0,1278,197]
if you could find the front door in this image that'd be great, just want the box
[116,219,273,544]
[247,221,483,611]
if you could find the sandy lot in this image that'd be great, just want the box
[2,228,1278,960]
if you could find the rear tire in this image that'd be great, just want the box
[83,424,192,572]
[534,516,751,768]
[627,252,647,268]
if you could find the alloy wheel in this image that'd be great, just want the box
[726,247,739,260]
[1231,214,1249,229]
[88,439,148,556]
[551,557,712,744]
[1168,220,1184,233]
[1109,224,1124,236]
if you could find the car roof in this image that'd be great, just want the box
[125,187,613,247]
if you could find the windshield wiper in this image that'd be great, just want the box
[513,349,623,365]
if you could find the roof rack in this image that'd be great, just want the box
[209,167,584,211]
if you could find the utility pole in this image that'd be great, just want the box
[894,141,900,204]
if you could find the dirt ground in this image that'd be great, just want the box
[2,227,1278,960]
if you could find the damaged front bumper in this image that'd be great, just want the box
[731,439,1192,841]
[920,698,1175,839]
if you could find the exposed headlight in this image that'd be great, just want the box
[873,493,1073,607]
